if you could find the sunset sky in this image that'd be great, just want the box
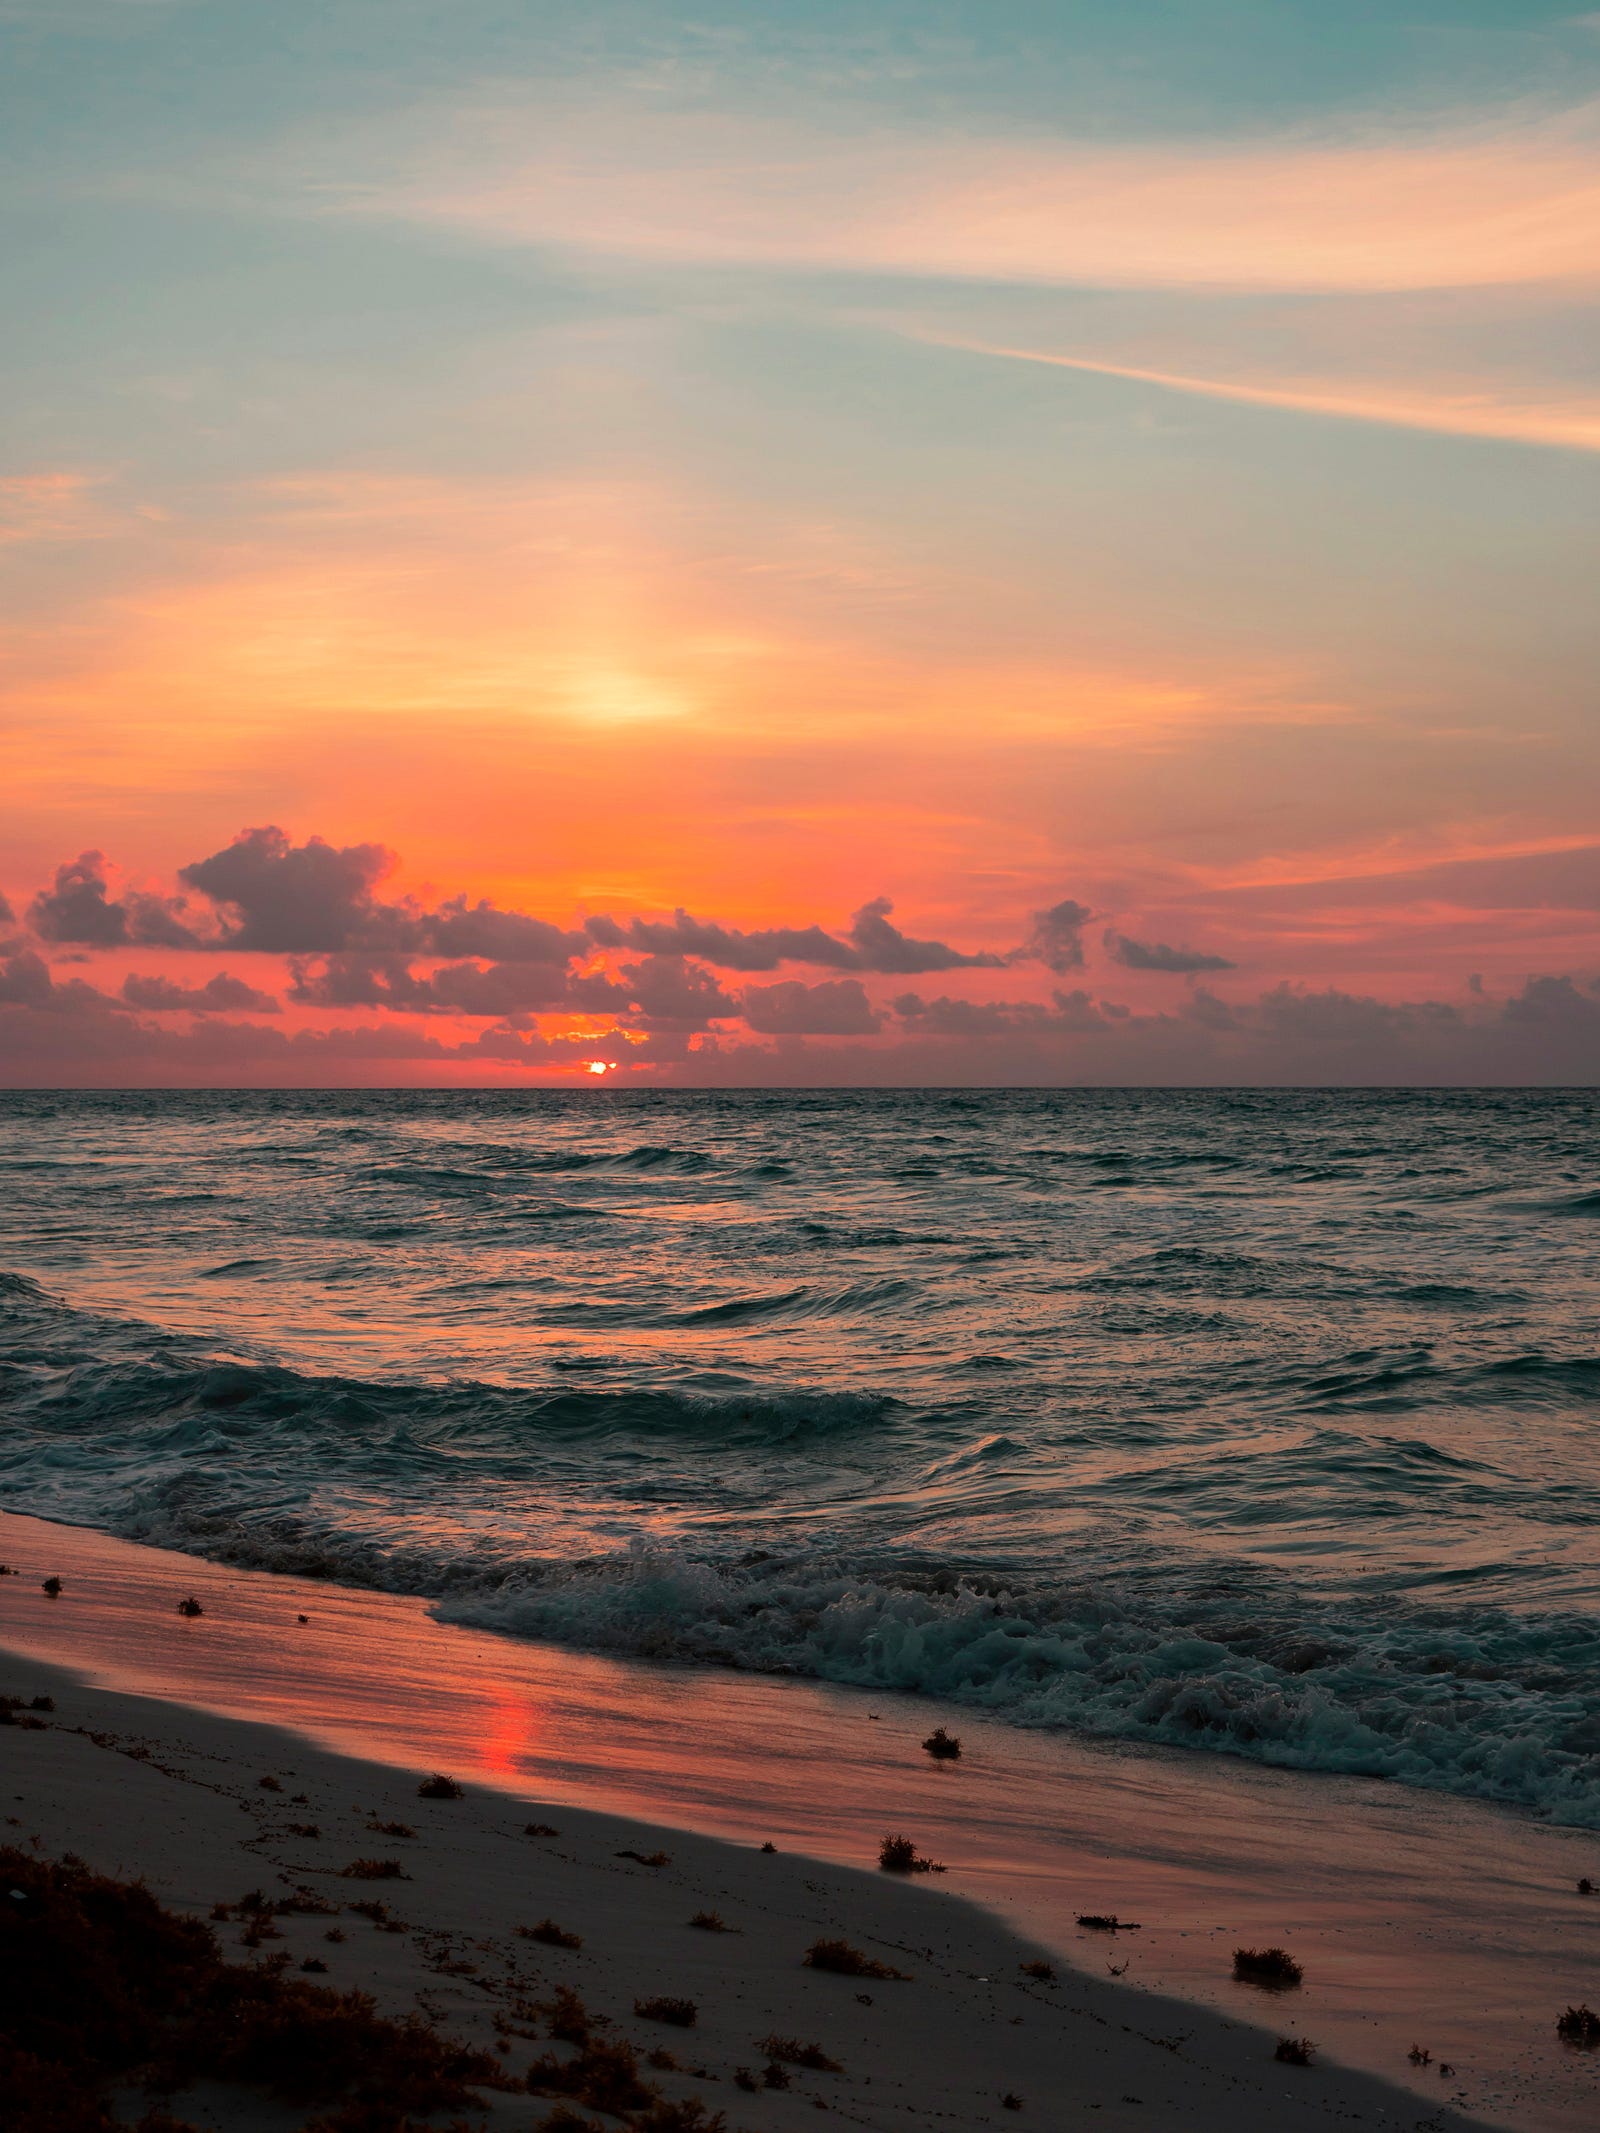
[3,0,1598,1083]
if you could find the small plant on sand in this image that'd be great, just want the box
[759,1840,778,1854]
[1234,1946,1303,1988]
[733,2068,758,2092]
[325,1928,346,1943]
[547,1986,593,2044]
[616,1848,671,1868]
[1274,2036,1316,2066]
[1557,2004,1600,2045]
[258,1775,282,1791]
[346,1899,405,1929]
[645,2047,680,2071]
[1002,2094,1024,2111]
[520,1919,583,1949]
[366,1818,416,1839]
[532,2111,607,2133]
[878,1833,944,1874]
[1408,2045,1432,2066]
[635,1996,697,2028]
[688,1910,734,1932]
[286,1823,322,1839]
[417,1772,463,1799]
[922,1726,962,1761]
[41,1575,62,1596]
[758,2034,841,2073]
[633,2102,728,2132]
[1019,1960,1055,1981]
[527,2036,653,2115]
[525,1822,560,1837]
[804,1937,909,1981]
[1077,1914,1140,1932]
[339,1858,409,1881]
[177,1596,204,1618]
[300,1957,328,1974]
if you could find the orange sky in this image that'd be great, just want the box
[2,2,1598,1083]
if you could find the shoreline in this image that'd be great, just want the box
[3,1510,1596,2129]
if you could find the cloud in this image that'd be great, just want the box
[0,891,14,928]
[740,978,882,1035]
[601,955,740,1029]
[584,908,859,971]
[120,971,281,1014]
[26,851,201,949]
[28,851,134,946]
[847,897,1003,974]
[426,897,586,963]
[895,987,1112,1036]
[288,952,572,1018]
[917,336,1600,457]
[0,949,119,1015]
[179,827,416,953]
[1106,930,1236,974]
[1010,898,1094,974]
[322,92,1600,295]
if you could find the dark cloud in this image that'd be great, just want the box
[894,988,1111,1036]
[0,949,118,1015]
[1501,973,1600,1027]
[1105,931,1235,974]
[27,851,203,948]
[740,978,882,1035]
[583,908,859,971]
[179,827,416,953]
[425,898,586,963]
[848,897,1003,973]
[581,900,996,974]
[1010,898,1093,974]
[0,891,14,928]
[289,953,572,1019]
[601,956,739,1029]
[28,852,127,946]
[121,971,281,1014]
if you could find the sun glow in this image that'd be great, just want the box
[585,1060,612,1074]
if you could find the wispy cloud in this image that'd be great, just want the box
[308,92,1600,295]
[910,335,1600,453]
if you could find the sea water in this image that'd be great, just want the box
[2,1087,1597,1822]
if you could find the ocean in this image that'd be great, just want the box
[2,1087,1598,1823]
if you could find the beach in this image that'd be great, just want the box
[4,1512,1595,2132]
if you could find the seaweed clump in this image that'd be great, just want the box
[1233,1946,1303,1988]
[922,1727,962,1761]
[417,1772,463,1799]
[878,1833,945,1874]
[1557,2004,1600,2046]
[1274,2036,1316,2066]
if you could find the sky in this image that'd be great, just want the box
[2,0,1598,1085]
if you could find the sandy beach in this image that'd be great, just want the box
[5,1515,1595,2132]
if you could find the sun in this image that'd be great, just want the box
[584,1060,612,1075]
